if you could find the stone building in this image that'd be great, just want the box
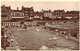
[11,7,24,21]
[43,10,53,20]
[34,11,43,20]
[53,10,65,19]
[21,6,34,21]
[1,5,11,21]
[65,11,79,19]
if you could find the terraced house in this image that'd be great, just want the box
[1,5,34,27]
[43,10,53,20]
[11,7,24,21]
[21,6,34,21]
[1,5,34,22]
[65,11,79,19]
[34,11,43,20]
[53,10,65,19]
[1,5,12,21]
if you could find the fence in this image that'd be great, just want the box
[2,22,37,27]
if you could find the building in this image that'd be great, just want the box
[53,10,65,19]
[65,11,79,19]
[1,5,11,21]
[43,10,53,20]
[11,7,24,21]
[21,6,34,21]
[34,11,43,20]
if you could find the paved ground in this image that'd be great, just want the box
[6,26,79,50]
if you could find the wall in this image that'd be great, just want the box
[2,22,37,27]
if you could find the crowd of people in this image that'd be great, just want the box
[1,26,20,50]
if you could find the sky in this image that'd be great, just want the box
[1,1,79,12]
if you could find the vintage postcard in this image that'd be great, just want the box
[1,0,80,51]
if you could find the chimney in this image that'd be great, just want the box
[41,9,44,12]
[3,5,5,7]
[9,6,11,8]
[37,11,38,12]
[22,6,24,8]
[17,7,19,10]
[42,9,43,11]
[31,7,33,9]
[49,9,51,12]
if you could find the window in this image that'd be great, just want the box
[20,13,24,16]
[17,13,20,15]
[25,11,28,13]
[11,13,13,15]
[30,11,33,13]
[14,13,15,15]
[25,14,28,16]
[30,14,33,16]
[30,17,32,20]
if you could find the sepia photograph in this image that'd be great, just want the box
[1,1,79,51]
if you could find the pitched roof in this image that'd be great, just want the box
[1,5,11,12]
[34,11,43,16]
[6,7,11,10]
[11,10,22,12]
[66,11,79,14]
[22,7,33,11]
[43,10,52,12]
[1,5,10,9]
[54,10,64,12]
